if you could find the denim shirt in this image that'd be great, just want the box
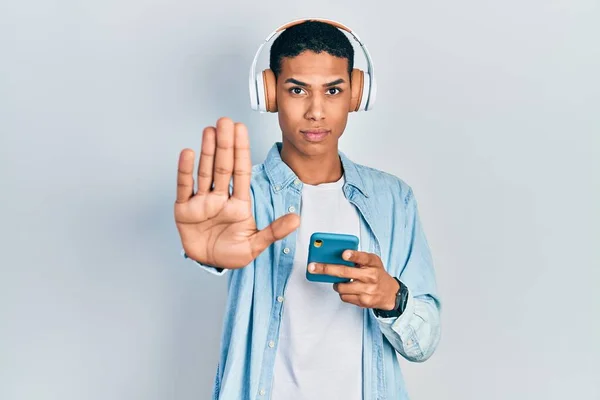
[183,142,441,400]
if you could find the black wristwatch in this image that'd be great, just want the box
[373,278,409,318]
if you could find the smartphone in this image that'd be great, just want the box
[306,232,359,283]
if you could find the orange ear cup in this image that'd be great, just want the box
[262,69,278,112]
[349,68,364,112]
[262,67,364,113]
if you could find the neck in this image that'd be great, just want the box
[280,141,343,185]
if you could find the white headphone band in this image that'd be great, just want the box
[248,18,376,111]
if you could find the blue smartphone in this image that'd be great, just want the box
[306,232,359,283]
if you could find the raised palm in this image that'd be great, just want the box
[174,117,299,269]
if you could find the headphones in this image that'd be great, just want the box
[248,17,377,113]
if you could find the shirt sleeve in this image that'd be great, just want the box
[373,186,442,362]
[372,292,441,362]
[181,249,229,276]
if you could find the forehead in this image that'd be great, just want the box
[279,51,350,81]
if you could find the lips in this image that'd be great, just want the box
[301,128,330,134]
[300,128,331,142]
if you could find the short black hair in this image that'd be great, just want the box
[269,20,354,81]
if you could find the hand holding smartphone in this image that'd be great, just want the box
[306,232,359,283]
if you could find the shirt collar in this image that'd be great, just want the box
[264,142,369,198]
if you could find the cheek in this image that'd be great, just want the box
[277,106,300,137]
[332,109,349,133]
[278,98,304,124]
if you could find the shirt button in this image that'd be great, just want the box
[273,185,280,191]
[268,340,275,348]
[259,389,266,395]
[288,206,295,213]
[294,178,301,185]
[283,247,290,254]
[277,296,284,303]
[407,339,414,346]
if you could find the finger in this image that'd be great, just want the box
[232,123,252,201]
[342,249,382,268]
[339,294,361,307]
[307,262,368,282]
[212,117,235,195]
[197,126,216,195]
[333,281,369,295]
[250,213,300,257]
[176,149,195,203]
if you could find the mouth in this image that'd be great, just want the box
[300,128,331,142]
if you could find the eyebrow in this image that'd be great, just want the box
[284,78,346,87]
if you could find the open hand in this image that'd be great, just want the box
[174,117,300,269]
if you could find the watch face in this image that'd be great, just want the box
[393,278,407,314]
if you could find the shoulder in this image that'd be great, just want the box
[250,163,267,184]
[352,162,414,205]
[248,163,271,197]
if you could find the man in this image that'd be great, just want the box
[175,20,441,400]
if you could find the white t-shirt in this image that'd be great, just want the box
[270,175,364,400]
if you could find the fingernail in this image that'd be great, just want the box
[344,251,353,260]
[308,263,316,272]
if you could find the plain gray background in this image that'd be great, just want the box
[1,0,599,399]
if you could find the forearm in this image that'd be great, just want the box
[373,290,441,362]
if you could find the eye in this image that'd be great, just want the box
[326,87,342,95]
[289,87,306,95]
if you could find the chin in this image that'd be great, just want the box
[299,135,338,156]
[281,128,339,156]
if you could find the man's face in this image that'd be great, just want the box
[276,50,352,158]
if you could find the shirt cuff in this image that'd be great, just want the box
[181,249,228,276]
[371,286,430,358]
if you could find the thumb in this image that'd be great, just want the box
[250,213,300,255]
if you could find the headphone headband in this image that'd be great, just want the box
[274,18,353,37]
[249,18,376,112]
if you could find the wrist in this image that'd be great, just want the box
[381,277,401,310]
[373,277,408,318]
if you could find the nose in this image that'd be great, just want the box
[305,93,325,121]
